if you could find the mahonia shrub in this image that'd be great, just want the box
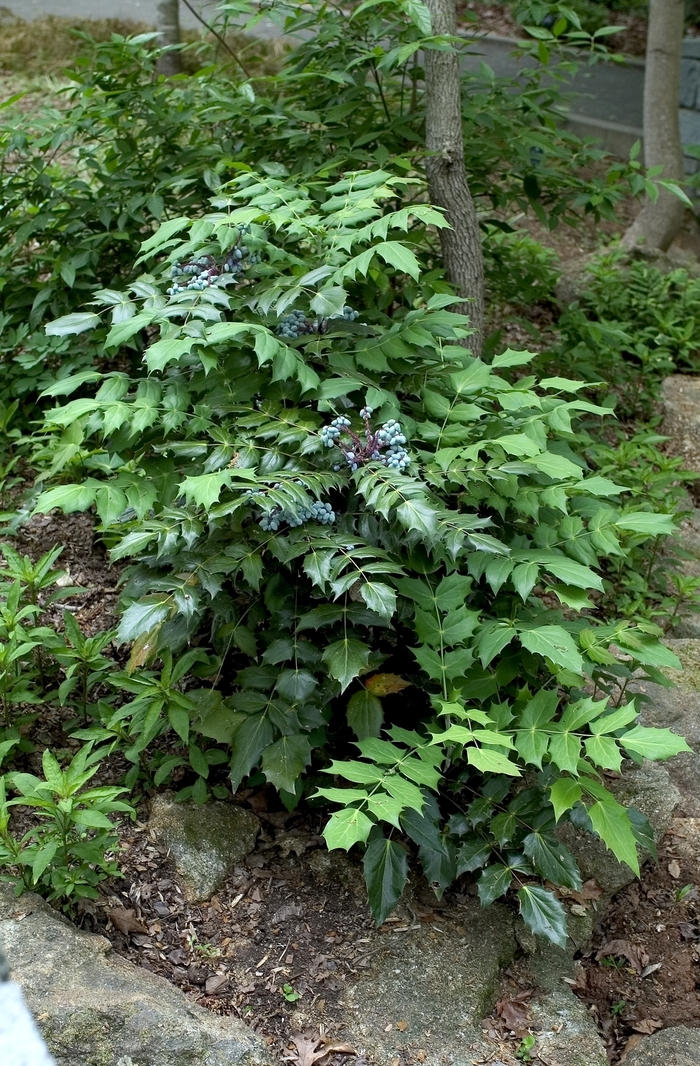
[38,170,690,944]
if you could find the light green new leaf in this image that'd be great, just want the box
[548,731,581,775]
[549,778,582,822]
[363,835,409,924]
[324,806,374,851]
[620,726,691,761]
[374,241,421,279]
[178,471,232,510]
[584,734,623,771]
[322,639,372,693]
[34,484,96,515]
[366,791,405,830]
[518,885,567,947]
[587,795,639,875]
[467,747,520,777]
[615,512,676,536]
[145,337,195,373]
[543,557,603,592]
[491,348,537,368]
[360,580,397,619]
[527,453,583,480]
[45,312,101,337]
[324,758,385,784]
[117,597,172,644]
[396,498,438,537]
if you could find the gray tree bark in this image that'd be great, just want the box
[156,0,183,76]
[622,0,685,251]
[424,0,484,354]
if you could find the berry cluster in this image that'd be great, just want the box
[276,306,360,340]
[167,229,260,295]
[276,310,317,340]
[260,499,336,532]
[321,407,410,473]
[245,484,336,532]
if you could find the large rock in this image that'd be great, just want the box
[624,1025,700,1066]
[0,887,273,1066]
[636,638,700,814]
[339,894,517,1066]
[148,794,259,902]
[558,761,681,905]
[512,947,607,1066]
[662,376,700,482]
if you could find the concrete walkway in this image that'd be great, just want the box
[4,1,218,28]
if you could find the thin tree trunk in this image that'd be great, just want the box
[424,0,484,354]
[622,0,685,252]
[156,0,183,76]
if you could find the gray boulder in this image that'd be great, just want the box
[662,376,700,481]
[558,760,680,905]
[624,1026,700,1066]
[148,793,259,902]
[339,894,516,1066]
[0,886,273,1066]
[513,947,607,1066]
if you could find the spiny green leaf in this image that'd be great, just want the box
[518,884,567,946]
[363,834,409,924]
[324,806,374,850]
[347,689,384,740]
[322,639,371,692]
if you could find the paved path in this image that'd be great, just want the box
[5,1,219,28]
[5,1,646,149]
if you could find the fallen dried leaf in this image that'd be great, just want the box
[106,907,148,936]
[631,1018,663,1035]
[396,1020,408,1032]
[679,922,698,941]
[640,962,662,979]
[581,879,603,900]
[668,859,681,879]
[205,974,228,996]
[321,1042,355,1057]
[283,1033,331,1066]
[496,989,533,1034]
[596,939,649,974]
[365,673,412,697]
[619,1034,642,1063]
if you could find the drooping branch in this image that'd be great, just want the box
[622,0,685,252]
[424,0,484,353]
[156,0,183,77]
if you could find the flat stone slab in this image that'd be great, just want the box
[339,895,516,1066]
[624,1025,700,1066]
[0,887,273,1066]
[149,794,259,902]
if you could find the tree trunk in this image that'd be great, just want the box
[622,0,685,252]
[156,0,183,76]
[424,0,484,354]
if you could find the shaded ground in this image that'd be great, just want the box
[575,823,700,1063]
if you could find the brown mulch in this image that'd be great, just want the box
[574,826,700,1062]
[84,799,387,1064]
[8,508,121,636]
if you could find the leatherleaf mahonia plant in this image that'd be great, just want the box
[38,169,690,944]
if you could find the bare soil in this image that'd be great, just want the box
[575,824,700,1063]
